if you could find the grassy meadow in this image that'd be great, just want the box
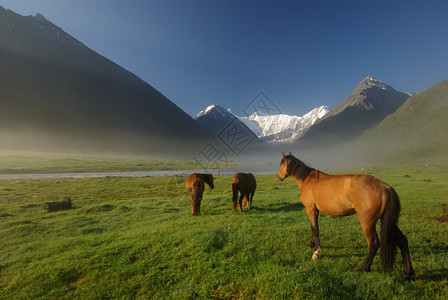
[0,159,447,299]
[0,151,236,174]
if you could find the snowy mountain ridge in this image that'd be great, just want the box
[194,104,329,144]
[238,106,329,143]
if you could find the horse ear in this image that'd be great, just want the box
[282,152,286,159]
[288,152,292,156]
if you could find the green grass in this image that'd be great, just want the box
[0,164,447,299]
[0,151,236,174]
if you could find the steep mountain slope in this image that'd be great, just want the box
[194,105,275,157]
[239,106,329,143]
[195,105,241,135]
[0,7,210,155]
[362,78,448,160]
[297,76,410,147]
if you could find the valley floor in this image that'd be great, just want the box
[0,151,236,174]
[0,164,447,299]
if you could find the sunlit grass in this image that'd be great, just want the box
[0,164,447,298]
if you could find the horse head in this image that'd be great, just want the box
[205,173,215,189]
[277,152,293,181]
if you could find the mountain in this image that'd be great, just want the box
[361,78,448,161]
[0,7,210,156]
[194,104,272,157]
[195,104,240,135]
[195,104,329,144]
[238,106,329,143]
[297,75,410,147]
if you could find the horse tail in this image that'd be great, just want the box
[380,187,401,270]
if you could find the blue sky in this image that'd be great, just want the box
[1,0,447,117]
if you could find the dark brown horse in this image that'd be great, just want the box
[232,172,257,212]
[278,153,414,280]
[186,173,214,216]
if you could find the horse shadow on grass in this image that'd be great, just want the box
[416,269,448,282]
[407,245,448,282]
[257,202,304,213]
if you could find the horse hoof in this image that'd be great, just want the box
[311,248,321,260]
[402,271,415,281]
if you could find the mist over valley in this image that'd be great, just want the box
[0,6,447,171]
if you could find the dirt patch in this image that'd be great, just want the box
[278,259,295,268]
[433,204,448,223]
[434,216,448,223]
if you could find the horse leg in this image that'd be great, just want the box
[189,190,196,216]
[232,184,238,213]
[232,200,237,212]
[243,192,251,209]
[242,192,248,208]
[196,193,202,215]
[248,192,253,209]
[396,226,415,280]
[238,193,244,212]
[357,219,380,272]
[192,190,202,216]
[305,206,321,259]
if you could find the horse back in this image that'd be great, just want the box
[301,171,388,217]
[186,173,205,191]
[232,173,255,193]
[231,173,241,185]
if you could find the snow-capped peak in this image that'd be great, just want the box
[195,103,329,143]
[362,75,393,90]
[194,104,232,119]
[195,104,217,118]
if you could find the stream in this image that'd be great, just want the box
[0,165,278,180]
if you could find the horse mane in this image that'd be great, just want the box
[202,173,214,187]
[283,154,314,181]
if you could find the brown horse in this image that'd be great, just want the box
[186,173,214,216]
[277,152,414,280]
[232,172,256,212]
